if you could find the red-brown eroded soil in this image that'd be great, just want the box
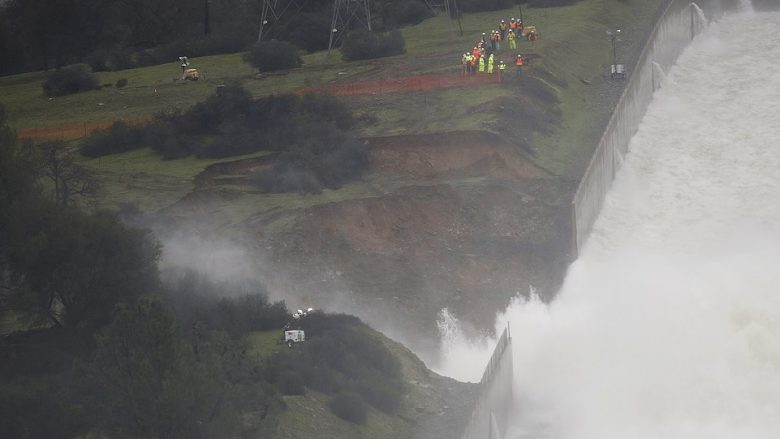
[367,131,547,180]
[190,131,575,345]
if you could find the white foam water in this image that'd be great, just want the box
[439,10,780,439]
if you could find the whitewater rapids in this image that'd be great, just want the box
[437,8,780,439]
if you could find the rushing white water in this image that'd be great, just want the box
[439,10,780,439]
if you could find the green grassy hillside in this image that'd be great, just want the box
[2,0,664,178]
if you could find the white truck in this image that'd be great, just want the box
[284,329,305,348]
[282,308,313,348]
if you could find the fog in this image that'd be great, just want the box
[437,8,780,439]
[156,230,442,355]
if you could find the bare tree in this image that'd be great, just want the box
[40,141,100,208]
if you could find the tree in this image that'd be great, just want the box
[0,105,39,315]
[82,299,245,438]
[5,209,160,331]
[40,141,100,207]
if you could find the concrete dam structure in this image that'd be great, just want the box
[460,326,514,439]
[571,0,745,255]
[456,0,780,438]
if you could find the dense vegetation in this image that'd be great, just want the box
[41,64,99,97]
[265,313,404,423]
[0,105,404,435]
[80,85,368,193]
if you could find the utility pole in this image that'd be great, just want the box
[204,0,211,36]
[608,28,621,65]
[327,0,372,55]
[518,4,524,26]
[607,28,625,79]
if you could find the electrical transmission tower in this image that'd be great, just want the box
[257,0,310,42]
[327,0,372,55]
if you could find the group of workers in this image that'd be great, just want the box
[461,17,536,81]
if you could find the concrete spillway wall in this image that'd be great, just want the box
[461,326,513,439]
[571,0,741,255]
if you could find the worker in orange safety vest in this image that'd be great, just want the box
[515,53,526,77]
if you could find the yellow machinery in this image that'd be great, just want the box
[182,68,200,81]
[523,25,540,41]
[178,56,200,81]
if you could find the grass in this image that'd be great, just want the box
[245,330,284,360]
[246,326,452,439]
[270,391,405,439]
[78,147,270,212]
[1,0,668,216]
[0,50,367,130]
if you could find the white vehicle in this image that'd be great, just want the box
[284,329,305,348]
[282,307,314,348]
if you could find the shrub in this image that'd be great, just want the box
[263,313,403,414]
[244,40,302,72]
[79,86,361,171]
[115,78,128,88]
[250,123,368,193]
[341,30,405,61]
[328,392,367,424]
[80,121,144,157]
[42,64,98,97]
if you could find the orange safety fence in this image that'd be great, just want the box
[17,117,150,142]
[17,72,502,141]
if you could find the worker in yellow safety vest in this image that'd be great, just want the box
[507,30,517,50]
[479,55,485,73]
[488,53,495,74]
[498,60,506,82]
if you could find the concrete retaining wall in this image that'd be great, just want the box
[571,0,741,255]
[461,326,513,439]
